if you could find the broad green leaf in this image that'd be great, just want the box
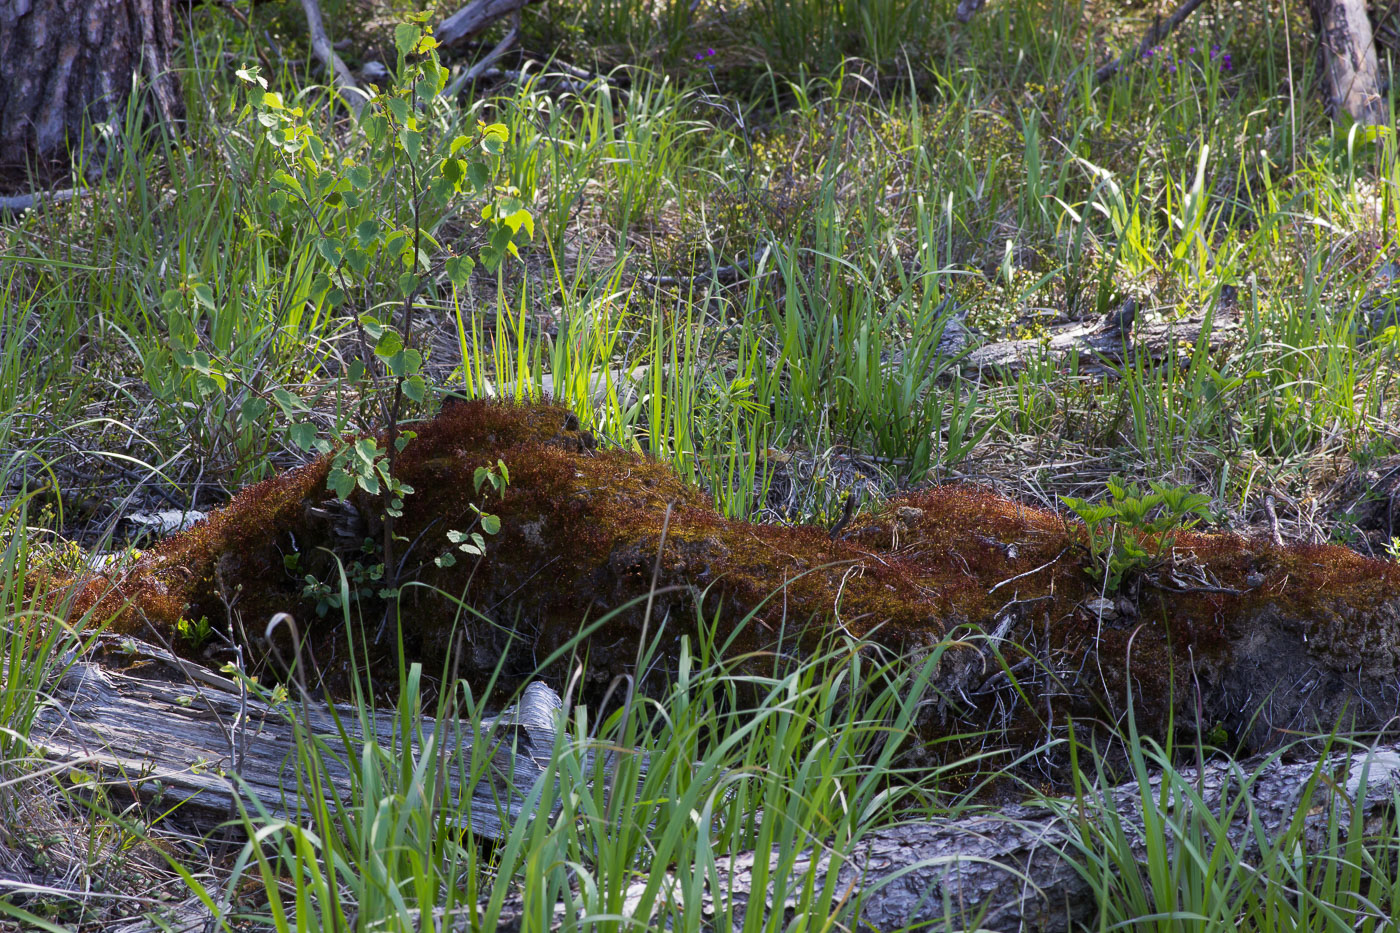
[374,329,405,358]
[347,165,372,190]
[271,387,307,416]
[355,219,381,247]
[446,255,475,288]
[394,23,422,59]
[330,470,356,500]
[288,421,318,451]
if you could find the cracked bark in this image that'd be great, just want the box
[0,0,180,186]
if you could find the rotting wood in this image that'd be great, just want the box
[486,744,1400,932]
[1309,0,1387,126]
[1093,0,1211,83]
[28,642,576,840]
[59,400,1400,771]
[298,0,366,116]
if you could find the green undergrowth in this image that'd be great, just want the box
[4,0,1400,927]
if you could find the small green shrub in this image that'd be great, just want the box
[1061,476,1213,593]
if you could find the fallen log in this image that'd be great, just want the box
[959,310,1234,377]
[58,399,1400,766]
[437,0,533,48]
[488,743,1400,931]
[27,650,1400,931]
[28,640,572,840]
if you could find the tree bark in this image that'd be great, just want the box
[1309,0,1388,125]
[0,0,181,188]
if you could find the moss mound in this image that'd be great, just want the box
[67,399,1400,758]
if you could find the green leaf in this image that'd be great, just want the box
[192,284,216,311]
[271,387,307,415]
[394,23,422,60]
[503,208,534,238]
[386,97,412,126]
[479,513,501,535]
[316,237,344,267]
[239,396,269,428]
[272,170,305,199]
[355,219,382,248]
[441,157,465,187]
[344,248,370,276]
[446,255,475,288]
[347,165,372,190]
[403,374,426,403]
[401,128,422,162]
[354,438,380,466]
[466,161,491,193]
[288,421,318,450]
[398,272,420,297]
[374,329,405,358]
[329,469,356,500]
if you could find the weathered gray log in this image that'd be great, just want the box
[29,643,569,840]
[489,744,1400,932]
[1310,0,1387,126]
[20,649,1400,931]
[960,311,1234,377]
[437,0,533,48]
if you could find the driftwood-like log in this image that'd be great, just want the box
[298,0,366,116]
[437,0,532,48]
[1309,0,1387,126]
[960,310,1233,376]
[29,642,571,840]
[490,744,1400,932]
[62,400,1400,769]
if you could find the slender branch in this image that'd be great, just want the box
[1094,0,1211,82]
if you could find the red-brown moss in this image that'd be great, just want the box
[58,399,1400,758]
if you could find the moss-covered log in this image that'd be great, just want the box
[69,400,1400,759]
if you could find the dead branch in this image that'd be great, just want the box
[1094,0,1211,82]
[438,0,533,48]
[298,0,367,116]
[0,187,88,216]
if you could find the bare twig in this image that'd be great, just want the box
[1094,0,1211,82]
[1264,494,1285,547]
[298,0,368,116]
[988,548,1067,594]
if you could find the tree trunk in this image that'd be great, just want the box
[1309,0,1387,125]
[0,0,181,188]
